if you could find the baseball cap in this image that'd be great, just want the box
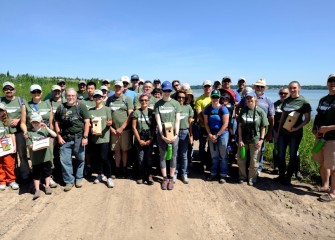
[30,84,42,92]
[121,76,130,83]
[328,74,335,81]
[203,80,212,86]
[139,78,144,84]
[3,82,15,89]
[211,89,220,98]
[114,80,123,87]
[93,90,103,98]
[222,93,231,99]
[131,74,139,80]
[245,90,256,98]
[102,79,110,84]
[0,103,7,111]
[222,76,231,82]
[100,85,108,91]
[161,81,173,91]
[238,77,246,82]
[153,79,161,83]
[30,113,42,123]
[57,79,66,84]
[78,80,86,85]
[52,85,61,91]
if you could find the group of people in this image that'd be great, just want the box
[0,73,334,202]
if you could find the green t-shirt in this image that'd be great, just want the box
[0,121,11,137]
[0,96,27,133]
[89,106,112,144]
[49,99,62,114]
[132,108,153,132]
[44,91,67,103]
[106,94,134,129]
[27,128,53,165]
[238,106,269,144]
[179,104,194,129]
[54,102,90,135]
[25,100,52,125]
[280,95,312,135]
[77,91,89,101]
[134,95,157,110]
[83,98,96,110]
[153,99,181,125]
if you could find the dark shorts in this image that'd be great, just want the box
[32,161,52,180]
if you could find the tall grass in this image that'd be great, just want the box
[264,121,321,183]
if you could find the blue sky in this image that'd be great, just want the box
[0,0,334,85]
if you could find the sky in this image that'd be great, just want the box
[0,0,334,85]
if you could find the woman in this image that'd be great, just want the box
[276,81,311,186]
[132,93,154,185]
[20,84,57,188]
[237,91,269,186]
[89,90,114,188]
[204,89,229,184]
[154,81,181,190]
[173,90,193,184]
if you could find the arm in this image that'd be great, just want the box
[116,109,133,134]
[41,123,57,138]
[20,105,28,139]
[204,114,216,143]
[132,118,145,146]
[238,123,244,147]
[81,119,90,147]
[255,126,266,149]
[49,107,54,130]
[10,133,16,153]
[291,112,310,132]
[196,109,205,126]
[173,112,180,142]
[217,114,229,137]
[54,121,65,145]
[155,113,170,143]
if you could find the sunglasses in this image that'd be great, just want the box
[3,87,14,91]
[279,92,288,95]
[173,84,180,88]
[256,85,265,89]
[93,95,103,99]
[328,79,335,83]
[139,99,148,102]
[163,90,172,93]
[58,82,66,86]
[132,79,139,82]
[123,82,129,85]
[177,96,185,99]
[31,90,42,94]
[223,80,231,83]
[211,96,220,99]
[203,85,211,88]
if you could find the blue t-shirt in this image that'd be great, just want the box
[204,105,229,134]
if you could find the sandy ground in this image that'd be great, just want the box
[1,142,335,240]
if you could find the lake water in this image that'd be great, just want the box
[191,89,329,118]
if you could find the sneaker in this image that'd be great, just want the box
[248,179,254,186]
[207,175,216,181]
[0,184,6,191]
[167,179,174,190]
[161,178,168,190]
[101,175,107,182]
[33,190,41,200]
[272,167,279,175]
[49,178,58,188]
[94,175,102,184]
[295,171,303,181]
[136,179,143,184]
[75,179,83,188]
[182,175,189,184]
[64,184,74,192]
[172,174,177,183]
[45,186,52,195]
[147,175,154,185]
[107,178,114,188]
[219,177,226,184]
[238,179,244,184]
[8,182,19,190]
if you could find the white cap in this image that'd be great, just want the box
[30,84,42,92]
[121,76,130,83]
[3,82,15,89]
[203,80,211,86]
[30,113,42,122]
[52,85,61,91]
[100,85,108,91]
[93,90,103,97]
[114,80,123,87]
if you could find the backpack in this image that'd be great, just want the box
[0,96,24,107]
[59,101,83,121]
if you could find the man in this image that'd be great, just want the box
[312,73,335,202]
[0,82,27,188]
[194,80,212,171]
[100,85,109,102]
[129,74,143,94]
[171,80,182,99]
[83,81,96,110]
[102,79,111,89]
[108,76,137,101]
[106,80,134,177]
[221,76,241,104]
[237,77,246,98]
[153,79,161,89]
[54,88,90,192]
[252,79,275,174]
[44,79,67,102]
[77,80,88,100]
[134,81,157,110]
[213,80,221,90]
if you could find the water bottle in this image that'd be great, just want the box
[312,138,326,154]
[166,144,172,160]
[240,146,246,160]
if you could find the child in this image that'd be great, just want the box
[0,103,18,191]
[27,113,57,200]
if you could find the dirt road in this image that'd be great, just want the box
[1,161,334,240]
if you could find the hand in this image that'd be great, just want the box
[110,128,117,135]
[40,123,47,128]
[145,139,152,146]
[265,132,272,142]
[255,140,263,149]
[139,139,146,146]
[239,141,244,148]
[208,134,217,143]
[57,135,65,145]
[116,127,124,135]
[189,135,194,145]
[82,138,88,147]
[171,135,178,143]
[13,146,16,153]
[106,118,112,127]
[23,132,29,140]
[318,126,330,134]
[10,119,20,127]
[161,135,171,144]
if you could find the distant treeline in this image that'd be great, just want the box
[0,72,328,90]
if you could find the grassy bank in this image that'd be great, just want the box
[263,121,320,183]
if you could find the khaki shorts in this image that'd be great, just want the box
[111,129,133,151]
[313,140,335,170]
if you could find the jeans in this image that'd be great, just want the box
[257,141,266,172]
[135,140,153,178]
[277,132,303,179]
[59,136,86,185]
[199,127,209,167]
[208,132,229,177]
[176,129,189,176]
[157,134,179,169]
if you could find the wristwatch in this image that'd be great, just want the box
[83,135,88,139]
